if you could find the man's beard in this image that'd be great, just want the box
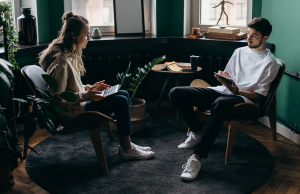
[248,39,263,49]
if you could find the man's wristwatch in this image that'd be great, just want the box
[234,87,239,95]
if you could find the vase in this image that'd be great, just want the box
[110,98,149,134]
[17,8,37,45]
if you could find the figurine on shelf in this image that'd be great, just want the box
[188,27,203,39]
[212,0,234,26]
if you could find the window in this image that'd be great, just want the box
[64,0,151,35]
[189,0,252,33]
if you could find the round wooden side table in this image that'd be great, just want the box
[151,64,202,130]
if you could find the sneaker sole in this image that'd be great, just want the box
[121,154,154,160]
[180,175,196,181]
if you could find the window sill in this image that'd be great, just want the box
[0,34,274,57]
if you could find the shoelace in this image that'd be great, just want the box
[182,157,199,174]
[184,132,197,145]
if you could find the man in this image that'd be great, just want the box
[169,18,280,181]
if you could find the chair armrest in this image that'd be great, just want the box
[227,103,260,121]
[190,79,211,88]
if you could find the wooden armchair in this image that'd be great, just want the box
[190,59,285,165]
[21,65,114,174]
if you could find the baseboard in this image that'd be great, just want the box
[258,116,300,145]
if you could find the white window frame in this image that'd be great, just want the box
[186,0,252,34]
[64,0,151,36]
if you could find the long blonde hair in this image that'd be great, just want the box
[39,11,89,75]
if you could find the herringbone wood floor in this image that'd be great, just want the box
[2,108,300,194]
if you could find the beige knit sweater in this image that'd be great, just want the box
[40,45,92,127]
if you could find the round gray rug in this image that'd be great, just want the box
[26,117,273,194]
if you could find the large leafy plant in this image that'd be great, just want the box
[0,1,18,68]
[116,55,166,102]
[0,61,77,160]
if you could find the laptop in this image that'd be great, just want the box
[97,62,131,97]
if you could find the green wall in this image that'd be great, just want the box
[261,0,300,129]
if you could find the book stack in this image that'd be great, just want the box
[204,26,247,40]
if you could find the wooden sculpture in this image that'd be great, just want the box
[213,0,234,26]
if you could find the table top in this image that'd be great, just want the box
[151,64,202,74]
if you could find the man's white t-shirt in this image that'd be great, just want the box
[208,46,280,106]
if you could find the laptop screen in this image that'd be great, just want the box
[119,61,131,86]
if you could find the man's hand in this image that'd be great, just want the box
[88,86,106,101]
[93,80,111,92]
[217,70,231,78]
[214,71,237,94]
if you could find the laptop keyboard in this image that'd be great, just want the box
[103,85,119,96]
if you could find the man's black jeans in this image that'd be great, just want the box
[169,87,244,159]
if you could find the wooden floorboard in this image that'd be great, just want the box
[3,108,300,194]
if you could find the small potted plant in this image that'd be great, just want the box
[0,61,77,190]
[112,55,166,134]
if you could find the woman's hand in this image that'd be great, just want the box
[214,74,238,94]
[88,86,106,101]
[93,80,111,91]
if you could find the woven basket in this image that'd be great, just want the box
[110,98,148,134]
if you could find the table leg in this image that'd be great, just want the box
[151,75,172,122]
[176,75,181,131]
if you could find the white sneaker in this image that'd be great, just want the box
[178,132,201,149]
[118,145,155,160]
[131,142,151,151]
[181,156,201,181]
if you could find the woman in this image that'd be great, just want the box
[39,11,154,160]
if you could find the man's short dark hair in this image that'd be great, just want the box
[247,17,272,37]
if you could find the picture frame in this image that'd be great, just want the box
[113,0,145,36]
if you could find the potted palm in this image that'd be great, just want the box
[0,61,77,190]
[112,55,166,134]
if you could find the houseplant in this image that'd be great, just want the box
[113,55,166,134]
[0,61,77,190]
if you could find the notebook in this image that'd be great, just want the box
[97,62,131,97]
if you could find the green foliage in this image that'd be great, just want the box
[117,55,166,102]
[0,60,78,161]
[0,1,18,69]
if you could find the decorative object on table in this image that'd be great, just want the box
[188,27,203,39]
[208,26,240,34]
[190,55,200,70]
[91,28,102,39]
[111,56,166,134]
[204,31,247,40]
[17,8,37,45]
[0,59,77,191]
[212,0,234,26]
[113,0,145,36]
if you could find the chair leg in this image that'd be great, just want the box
[104,122,114,141]
[225,119,239,165]
[23,102,33,159]
[88,125,108,174]
[268,99,277,141]
[22,138,29,159]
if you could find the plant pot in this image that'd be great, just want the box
[110,98,149,134]
[0,148,14,191]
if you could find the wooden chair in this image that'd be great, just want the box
[189,59,286,165]
[21,65,114,174]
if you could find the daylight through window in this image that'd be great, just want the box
[200,0,248,26]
